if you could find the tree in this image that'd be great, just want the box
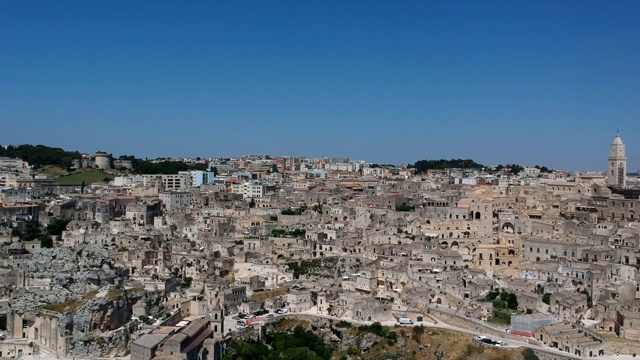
[249,198,256,208]
[507,293,519,310]
[81,180,86,194]
[46,219,70,236]
[181,277,193,288]
[410,159,484,173]
[40,235,53,248]
[485,289,500,301]
[211,166,218,177]
[492,299,507,309]
[581,289,593,308]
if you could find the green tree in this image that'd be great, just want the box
[249,198,256,208]
[492,299,507,309]
[181,277,193,288]
[507,293,519,310]
[580,289,593,308]
[39,235,53,248]
[81,180,86,194]
[46,219,70,236]
[410,158,484,173]
[484,289,500,301]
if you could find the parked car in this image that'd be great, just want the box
[236,320,246,326]
[266,314,275,319]
[276,308,289,314]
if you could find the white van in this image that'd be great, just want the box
[398,317,413,324]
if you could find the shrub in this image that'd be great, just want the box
[523,348,540,360]
[335,320,352,328]
[395,205,415,212]
[492,299,507,309]
[412,325,424,342]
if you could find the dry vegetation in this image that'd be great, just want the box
[250,286,289,303]
[269,318,529,360]
[342,326,525,360]
[106,289,122,298]
[43,299,84,313]
[43,290,99,313]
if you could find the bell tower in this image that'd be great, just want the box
[608,130,627,187]
[210,304,225,338]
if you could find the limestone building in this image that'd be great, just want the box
[608,131,627,187]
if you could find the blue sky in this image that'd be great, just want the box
[1,1,639,171]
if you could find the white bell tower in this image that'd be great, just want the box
[608,130,627,187]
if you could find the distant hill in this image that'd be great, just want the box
[0,144,81,169]
[0,144,207,174]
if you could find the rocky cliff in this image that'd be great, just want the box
[12,244,163,358]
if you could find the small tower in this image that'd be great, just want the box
[608,130,627,187]
[317,290,328,314]
[210,303,225,338]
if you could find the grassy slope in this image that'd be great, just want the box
[55,171,114,185]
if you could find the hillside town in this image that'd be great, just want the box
[1,132,640,360]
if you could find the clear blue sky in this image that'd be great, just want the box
[1,1,639,171]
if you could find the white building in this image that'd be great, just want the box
[362,167,385,177]
[231,180,265,200]
[523,167,541,176]
[142,174,190,191]
[159,191,191,211]
[113,175,144,186]
[178,170,215,187]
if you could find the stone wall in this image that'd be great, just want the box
[604,339,640,356]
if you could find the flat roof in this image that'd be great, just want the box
[133,334,168,348]
[153,326,179,335]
